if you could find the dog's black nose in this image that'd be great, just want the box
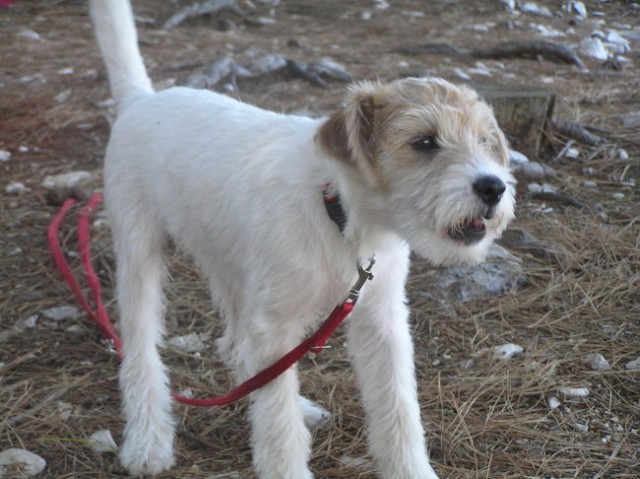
[473,175,506,207]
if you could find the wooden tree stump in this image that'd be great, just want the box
[474,84,556,160]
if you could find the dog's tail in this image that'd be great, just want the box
[89,0,153,110]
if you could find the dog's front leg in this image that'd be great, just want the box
[240,327,314,479]
[346,254,440,479]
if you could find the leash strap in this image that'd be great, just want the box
[48,193,373,407]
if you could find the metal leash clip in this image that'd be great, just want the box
[344,256,375,304]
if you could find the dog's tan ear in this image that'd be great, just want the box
[317,84,380,187]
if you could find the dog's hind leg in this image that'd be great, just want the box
[111,210,176,475]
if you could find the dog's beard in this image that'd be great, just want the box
[385,178,514,267]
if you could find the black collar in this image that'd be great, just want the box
[323,185,347,233]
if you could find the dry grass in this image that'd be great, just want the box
[1,1,640,478]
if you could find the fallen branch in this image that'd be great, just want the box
[552,120,604,146]
[163,0,242,30]
[391,41,585,67]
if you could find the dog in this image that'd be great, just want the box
[89,1,515,478]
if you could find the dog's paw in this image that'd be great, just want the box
[119,432,176,476]
[298,396,331,430]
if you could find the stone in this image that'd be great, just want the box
[42,305,82,321]
[167,332,207,353]
[0,449,46,478]
[493,343,524,359]
[87,430,118,453]
[414,245,525,303]
[583,353,610,371]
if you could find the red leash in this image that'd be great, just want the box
[48,192,374,407]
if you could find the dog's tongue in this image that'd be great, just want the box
[469,218,485,231]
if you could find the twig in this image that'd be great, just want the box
[391,41,585,67]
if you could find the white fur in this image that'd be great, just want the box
[89,1,515,478]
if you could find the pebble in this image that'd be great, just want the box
[5,182,28,194]
[0,150,11,161]
[547,396,561,410]
[520,2,553,17]
[582,180,598,189]
[574,422,590,432]
[167,332,207,353]
[618,149,629,161]
[558,386,590,397]
[583,353,610,371]
[568,1,588,18]
[625,357,640,371]
[42,305,81,321]
[508,149,529,166]
[493,343,524,359]
[41,171,93,191]
[0,449,46,477]
[580,36,609,60]
[17,29,41,41]
[610,192,625,200]
[565,147,580,159]
[87,430,118,453]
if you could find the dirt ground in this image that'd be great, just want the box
[1,1,639,478]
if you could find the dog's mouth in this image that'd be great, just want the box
[446,218,486,245]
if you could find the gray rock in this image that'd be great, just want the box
[414,245,525,303]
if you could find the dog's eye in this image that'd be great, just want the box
[412,136,439,152]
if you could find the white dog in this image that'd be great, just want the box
[89,1,515,478]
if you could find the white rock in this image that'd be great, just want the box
[18,29,41,41]
[566,147,580,159]
[374,0,389,9]
[547,395,561,410]
[499,0,516,12]
[17,145,28,153]
[42,305,81,321]
[167,332,207,353]
[610,192,625,200]
[360,11,372,20]
[569,1,587,18]
[580,37,609,60]
[57,67,74,76]
[0,150,11,161]
[41,171,93,191]
[532,24,565,38]
[625,357,640,371]
[618,149,629,161]
[87,430,118,453]
[5,182,27,194]
[605,30,631,54]
[583,353,610,371]
[452,68,471,81]
[493,343,523,359]
[582,180,598,189]
[521,2,553,17]
[574,422,590,432]
[558,386,590,397]
[0,448,46,477]
[509,149,529,166]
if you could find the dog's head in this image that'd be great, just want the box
[317,77,515,266]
